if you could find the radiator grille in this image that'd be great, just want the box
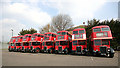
[76,46,81,52]
[100,47,107,53]
[58,46,62,52]
[44,46,47,51]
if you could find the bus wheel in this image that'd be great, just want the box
[9,49,12,52]
[108,53,114,58]
[35,49,40,53]
[49,49,53,54]
[55,50,58,54]
[65,49,69,54]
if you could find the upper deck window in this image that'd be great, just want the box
[58,36,64,39]
[45,34,51,36]
[52,34,56,37]
[57,33,61,35]
[38,35,40,37]
[35,34,37,36]
[94,40,101,45]
[79,30,84,33]
[20,37,22,39]
[74,34,82,39]
[57,32,67,35]
[101,27,110,31]
[62,32,66,35]
[73,31,78,34]
[93,28,101,32]
[48,34,51,36]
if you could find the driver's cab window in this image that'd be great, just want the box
[94,40,102,45]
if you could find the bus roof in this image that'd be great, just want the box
[24,34,31,36]
[73,28,85,31]
[57,30,72,35]
[45,32,56,35]
[32,33,44,36]
[57,30,68,33]
[92,25,109,29]
[12,36,17,38]
[17,35,23,37]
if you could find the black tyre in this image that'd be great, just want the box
[109,53,114,58]
[55,50,58,54]
[49,49,53,54]
[8,48,12,52]
[64,49,69,54]
[35,48,40,53]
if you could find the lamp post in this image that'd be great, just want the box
[11,29,13,37]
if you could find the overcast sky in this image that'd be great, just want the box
[0,0,119,42]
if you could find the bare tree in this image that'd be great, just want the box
[39,23,56,34]
[51,14,74,32]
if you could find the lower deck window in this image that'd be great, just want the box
[16,43,21,46]
[55,41,59,46]
[102,40,109,45]
[94,40,102,45]
[11,43,14,46]
[78,40,86,45]
[23,42,29,46]
[46,42,53,46]
[32,42,40,46]
[60,41,68,45]
[73,40,77,45]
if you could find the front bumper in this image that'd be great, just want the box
[21,48,30,52]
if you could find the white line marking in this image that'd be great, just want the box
[91,57,94,61]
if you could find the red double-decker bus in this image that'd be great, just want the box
[55,31,72,54]
[14,35,23,52]
[8,36,17,52]
[21,34,31,52]
[72,28,87,54]
[29,33,44,53]
[42,32,56,53]
[89,25,114,58]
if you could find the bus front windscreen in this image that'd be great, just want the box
[60,41,68,45]
[94,40,102,45]
[16,43,21,46]
[78,40,86,45]
[79,30,84,33]
[46,42,53,46]
[73,40,77,45]
[102,40,109,45]
[32,42,40,46]
[23,42,29,46]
